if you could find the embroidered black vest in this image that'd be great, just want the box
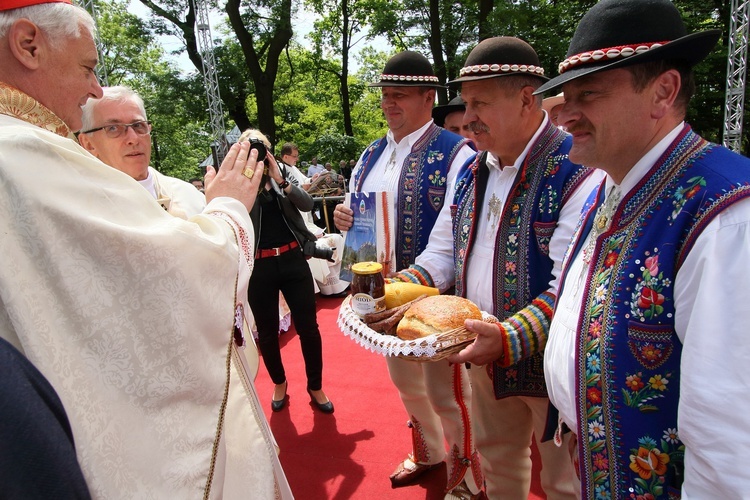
[453,122,592,398]
[354,124,470,269]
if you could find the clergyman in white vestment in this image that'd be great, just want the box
[0,2,292,498]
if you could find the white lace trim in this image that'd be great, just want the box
[337,296,496,359]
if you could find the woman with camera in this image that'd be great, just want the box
[240,129,334,414]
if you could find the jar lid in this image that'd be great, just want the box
[351,261,383,275]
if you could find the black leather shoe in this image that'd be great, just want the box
[271,381,288,412]
[307,388,334,414]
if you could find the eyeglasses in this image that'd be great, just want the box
[80,121,152,138]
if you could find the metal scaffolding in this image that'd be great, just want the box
[77,0,109,86]
[191,0,229,167]
[723,0,749,153]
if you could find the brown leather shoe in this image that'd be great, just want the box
[444,480,487,500]
[389,456,442,487]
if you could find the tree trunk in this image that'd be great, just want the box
[341,0,354,136]
[478,0,494,41]
[140,0,252,137]
[427,0,448,104]
[225,0,293,145]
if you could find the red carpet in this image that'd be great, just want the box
[254,295,545,499]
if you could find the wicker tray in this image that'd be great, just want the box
[337,295,497,361]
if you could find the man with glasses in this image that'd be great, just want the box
[79,86,205,219]
[279,142,309,189]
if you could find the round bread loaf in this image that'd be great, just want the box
[397,295,481,340]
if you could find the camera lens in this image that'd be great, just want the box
[249,139,267,161]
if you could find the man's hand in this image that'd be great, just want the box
[204,142,264,212]
[447,319,505,366]
[333,203,354,231]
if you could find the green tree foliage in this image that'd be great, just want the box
[306,0,375,136]
[678,0,748,152]
[271,45,387,161]
[138,0,293,144]
[481,0,597,77]
[92,0,210,180]
[99,0,746,169]
[224,0,293,144]
[367,0,478,103]
[311,133,361,165]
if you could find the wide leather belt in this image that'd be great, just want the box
[255,240,299,259]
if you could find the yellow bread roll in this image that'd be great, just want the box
[396,295,481,340]
[384,282,439,309]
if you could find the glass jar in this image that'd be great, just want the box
[350,262,386,318]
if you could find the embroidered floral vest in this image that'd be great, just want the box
[561,127,750,499]
[452,122,591,398]
[354,124,470,269]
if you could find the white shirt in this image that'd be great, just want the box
[281,164,324,236]
[416,115,603,305]
[138,168,159,198]
[136,167,206,219]
[285,164,311,186]
[545,123,750,498]
[307,163,325,177]
[349,119,475,199]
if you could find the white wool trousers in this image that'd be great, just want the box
[385,357,482,493]
[469,365,579,499]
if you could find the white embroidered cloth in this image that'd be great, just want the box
[0,91,292,499]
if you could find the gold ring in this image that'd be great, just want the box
[242,167,254,179]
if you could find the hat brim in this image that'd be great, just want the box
[536,29,721,95]
[447,72,548,88]
[369,81,446,89]
[542,94,565,112]
[432,103,466,126]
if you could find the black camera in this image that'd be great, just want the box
[243,138,268,194]
[247,138,267,162]
[219,138,267,168]
[303,240,335,262]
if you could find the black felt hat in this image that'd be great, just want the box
[536,0,721,94]
[369,51,444,88]
[447,37,548,87]
[432,96,465,127]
